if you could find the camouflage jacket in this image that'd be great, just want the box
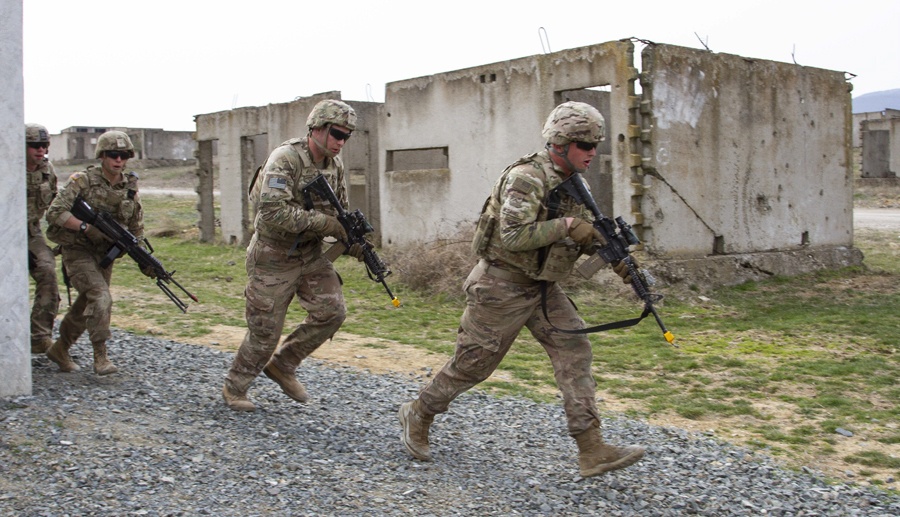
[251,137,347,249]
[479,149,593,277]
[26,159,58,238]
[46,166,143,251]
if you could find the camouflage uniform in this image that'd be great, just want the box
[224,137,349,402]
[45,167,143,361]
[27,155,59,352]
[401,102,645,476]
[417,149,601,434]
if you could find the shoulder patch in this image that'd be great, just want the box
[267,177,288,190]
[510,177,535,195]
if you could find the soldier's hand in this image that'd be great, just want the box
[567,218,603,247]
[84,225,111,245]
[612,260,633,284]
[310,214,348,242]
[140,264,158,279]
[347,241,367,262]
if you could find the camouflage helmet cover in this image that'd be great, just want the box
[94,130,135,159]
[25,123,50,143]
[306,99,357,131]
[541,101,606,145]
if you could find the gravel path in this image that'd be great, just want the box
[2,329,898,516]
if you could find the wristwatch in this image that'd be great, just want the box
[79,221,88,233]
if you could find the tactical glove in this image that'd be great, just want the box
[612,260,634,285]
[140,263,158,279]
[567,218,603,247]
[84,225,111,246]
[347,242,367,262]
[309,214,348,242]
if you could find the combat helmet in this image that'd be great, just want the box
[541,101,605,145]
[306,99,357,131]
[25,123,50,143]
[94,130,135,159]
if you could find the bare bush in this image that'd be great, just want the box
[385,228,477,301]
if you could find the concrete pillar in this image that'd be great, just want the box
[0,0,31,398]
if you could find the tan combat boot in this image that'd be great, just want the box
[399,400,434,461]
[31,337,54,354]
[91,341,118,376]
[222,381,256,412]
[574,428,645,477]
[263,362,309,403]
[46,339,81,372]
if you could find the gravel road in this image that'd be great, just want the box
[2,330,898,516]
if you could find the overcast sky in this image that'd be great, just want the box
[23,0,900,133]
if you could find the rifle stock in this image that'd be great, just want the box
[71,195,198,313]
[301,175,400,307]
[553,174,675,345]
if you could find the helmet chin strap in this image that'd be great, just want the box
[546,142,584,175]
[310,124,336,159]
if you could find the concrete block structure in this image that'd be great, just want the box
[50,126,196,163]
[860,109,900,178]
[1,0,31,398]
[194,40,862,287]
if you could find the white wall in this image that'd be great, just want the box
[0,0,32,398]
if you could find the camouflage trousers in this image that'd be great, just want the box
[417,262,601,436]
[28,233,60,345]
[57,246,114,347]
[226,234,347,393]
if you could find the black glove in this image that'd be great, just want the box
[347,242,367,262]
[612,260,634,284]
[309,214,347,241]
[567,218,604,247]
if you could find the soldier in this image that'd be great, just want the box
[222,99,365,411]
[44,130,152,375]
[398,102,644,477]
[25,123,60,354]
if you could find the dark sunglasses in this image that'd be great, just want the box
[329,127,352,142]
[574,141,598,151]
[105,151,131,160]
[27,142,49,149]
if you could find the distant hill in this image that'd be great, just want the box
[853,88,900,113]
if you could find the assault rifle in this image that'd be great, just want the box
[300,174,400,307]
[71,195,199,313]
[549,173,675,346]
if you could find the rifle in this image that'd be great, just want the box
[549,173,676,346]
[71,195,199,313]
[300,174,400,307]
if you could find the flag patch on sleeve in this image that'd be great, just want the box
[267,177,288,190]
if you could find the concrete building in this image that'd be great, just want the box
[860,109,900,178]
[196,40,861,287]
[1,0,31,397]
[50,126,196,163]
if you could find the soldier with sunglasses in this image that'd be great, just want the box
[24,123,60,354]
[44,130,151,376]
[223,99,364,411]
[399,102,643,478]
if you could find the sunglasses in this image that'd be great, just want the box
[574,141,598,151]
[105,151,131,160]
[27,142,49,149]
[329,127,352,142]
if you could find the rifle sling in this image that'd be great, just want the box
[539,280,650,334]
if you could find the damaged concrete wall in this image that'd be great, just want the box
[639,44,861,284]
[194,93,381,245]
[379,40,639,247]
[860,109,900,178]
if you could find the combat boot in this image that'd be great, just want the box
[263,362,309,403]
[91,341,118,376]
[574,428,645,477]
[46,339,81,372]
[31,337,54,354]
[399,399,434,461]
[222,381,256,412]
